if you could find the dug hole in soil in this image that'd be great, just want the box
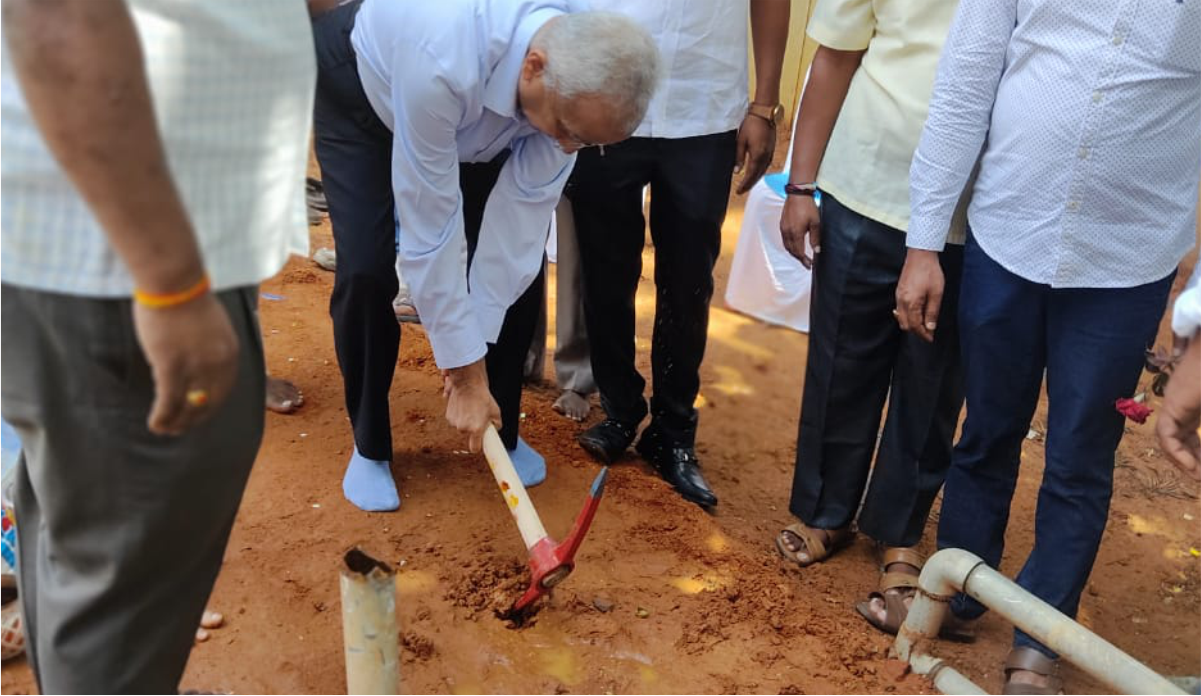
[3,174,1198,694]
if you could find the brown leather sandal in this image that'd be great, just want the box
[854,546,976,642]
[1002,646,1063,695]
[774,523,852,567]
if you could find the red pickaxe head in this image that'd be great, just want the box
[481,425,610,624]
[509,467,609,616]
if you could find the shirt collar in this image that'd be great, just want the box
[482,6,564,119]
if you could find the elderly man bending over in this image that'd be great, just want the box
[310,0,659,511]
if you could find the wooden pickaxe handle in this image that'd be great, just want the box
[481,423,549,550]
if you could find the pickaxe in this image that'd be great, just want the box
[481,424,608,619]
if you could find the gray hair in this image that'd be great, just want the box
[533,12,660,135]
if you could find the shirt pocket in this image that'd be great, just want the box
[1146,1,1201,73]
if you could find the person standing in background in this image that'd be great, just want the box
[569,0,790,509]
[900,1,1199,690]
[771,0,970,640]
[1,1,315,691]
[526,198,599,422]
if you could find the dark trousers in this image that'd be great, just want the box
[567,132,736,447]
[1,285,265,693]
[942,234,1173,657]
[311,2,541,456]
[788,193,965,547]
[462,158,547,450]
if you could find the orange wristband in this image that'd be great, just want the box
[133,274,211,309]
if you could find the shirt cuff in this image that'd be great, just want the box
[426,320,489,370]
[470,296,507,346]
[905,216,951,252]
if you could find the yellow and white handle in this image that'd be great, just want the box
[481,424,549,550]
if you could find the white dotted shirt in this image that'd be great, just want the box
[908,0,1201,289]
[1,0,316,296]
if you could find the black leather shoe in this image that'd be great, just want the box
[636,434,718,508]
[577,418,637,464]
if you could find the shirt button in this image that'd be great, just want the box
[1067,200,1080,211]
[1112,33,1124,45]
[1092,91,1104,103]
[1078,147,1090,159]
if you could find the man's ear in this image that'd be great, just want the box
[522,48,548,81]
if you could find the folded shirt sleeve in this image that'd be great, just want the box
[806,0,875,51]
[390,46,488,369]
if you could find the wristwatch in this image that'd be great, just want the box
[747,102,784,127]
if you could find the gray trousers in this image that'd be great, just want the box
[0,284,265,694]
[527,199,596,394]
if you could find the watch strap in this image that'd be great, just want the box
[747,102,782,126]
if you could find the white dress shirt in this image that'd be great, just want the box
[352,0,576,369]
[1,1,314,296]
[908,0,1201,289]
[589,0,749,139]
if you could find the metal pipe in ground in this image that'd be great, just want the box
[340,547,400,695]
[896,548,1184,695]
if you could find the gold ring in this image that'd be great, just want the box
[186,389,210,407]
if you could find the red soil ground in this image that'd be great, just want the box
[3,178,1198,695]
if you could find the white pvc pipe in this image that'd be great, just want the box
[908,653,986,695]
[897,549,1184,695]
[340,549,400,695]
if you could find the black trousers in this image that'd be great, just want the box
[788,192,965,547]
[311,2,542,457]
[566,132,736,448]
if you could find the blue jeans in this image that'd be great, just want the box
[940,234,1173,658]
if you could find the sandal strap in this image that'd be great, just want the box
[783,523,828,560]
[1005,647,1060,678]
[879,570,920,593]
[882,546,925,570]
[856,591,910,635]
[879,591,908,633]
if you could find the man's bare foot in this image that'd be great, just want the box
[266,376,304,414]
[553,390,591,421]
[195,610,224,642]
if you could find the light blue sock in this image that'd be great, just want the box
[508,437,546,488]
[342,447,400,512]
